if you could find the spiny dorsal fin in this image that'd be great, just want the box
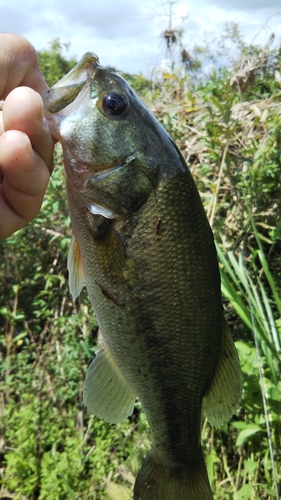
[67,233,85,301]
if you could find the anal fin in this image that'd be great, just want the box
[203,318,242,427]
[83,340,136,424]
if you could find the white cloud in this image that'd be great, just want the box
[0,0,280,75]
[209,0,281,10]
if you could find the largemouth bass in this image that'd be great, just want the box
[42,53,242,500]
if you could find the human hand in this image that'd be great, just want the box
[0,34,54,241]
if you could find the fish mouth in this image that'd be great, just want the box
[42,52,100,113]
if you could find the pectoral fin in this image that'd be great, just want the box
[67,233,85,301]
[83,340,136,424]
[203,319,242,427]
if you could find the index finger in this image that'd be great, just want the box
[0,33,47,99]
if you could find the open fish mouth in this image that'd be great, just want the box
[42,52,100,114]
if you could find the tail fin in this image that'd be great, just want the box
[134,449,213,500]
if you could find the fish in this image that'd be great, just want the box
[42,53,242,500]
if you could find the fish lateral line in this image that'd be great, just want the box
[154,217,162,235]
[95,280,125,309]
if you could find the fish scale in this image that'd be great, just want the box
[43,52,242,500]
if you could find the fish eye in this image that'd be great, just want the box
[102,92,128,116]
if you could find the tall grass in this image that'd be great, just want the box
[216,213,281,498]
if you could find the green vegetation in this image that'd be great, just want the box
[1,26,281,499]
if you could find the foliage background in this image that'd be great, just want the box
[1,29,281,499]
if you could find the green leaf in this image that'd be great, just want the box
[236,484,252,500]
[235,424,262,446]
[107,482,132,500]
[244,459,259,475]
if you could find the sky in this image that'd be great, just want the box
[0,0,281,76]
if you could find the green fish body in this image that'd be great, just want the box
[43,53,242,500]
